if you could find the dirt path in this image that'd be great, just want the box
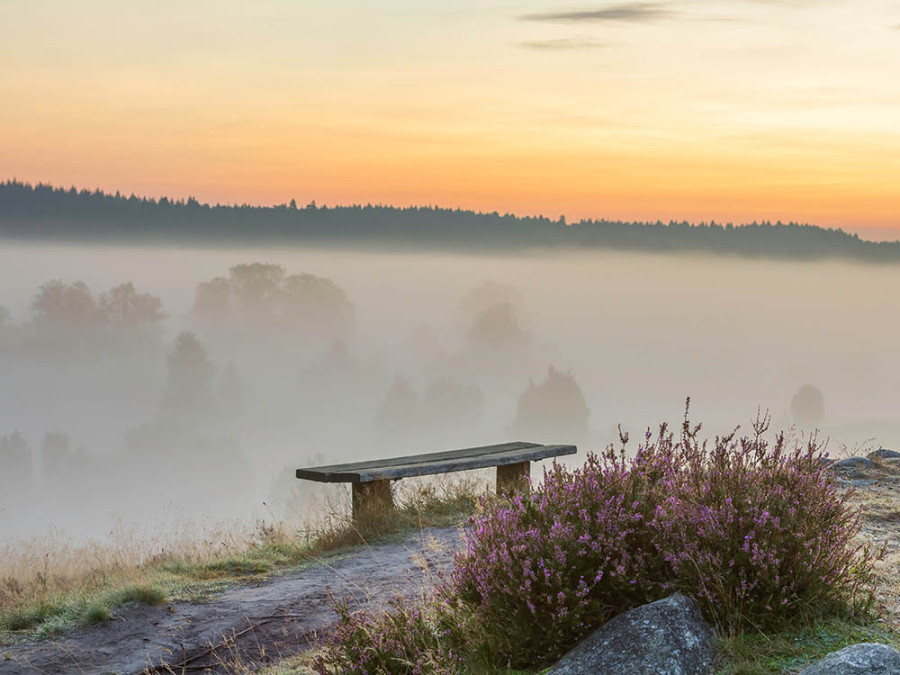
[0,526,464,674]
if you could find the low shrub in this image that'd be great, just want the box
[315,407,883,672]
[312,596,465,675]
[652,415,880,632]
[451,448,675,666]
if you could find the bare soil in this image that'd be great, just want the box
[0,526,464,674]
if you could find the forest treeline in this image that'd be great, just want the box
[2,180,898,262]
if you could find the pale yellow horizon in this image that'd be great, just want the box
[2,1,899,238]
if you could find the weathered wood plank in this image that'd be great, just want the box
[296,443,576,483]
[299,441,539,478]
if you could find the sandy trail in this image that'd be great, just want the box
[0,526,464,674]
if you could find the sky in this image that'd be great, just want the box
[2,0,900,237]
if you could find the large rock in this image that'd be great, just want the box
[869,448,900,461]
[798,643,900,674]
[547,593,715,675]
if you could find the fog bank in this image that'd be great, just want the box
[1,242,896,543]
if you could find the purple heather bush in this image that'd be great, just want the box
[451,446,674,665]
[315,407,881,673]
[652,414,880,632]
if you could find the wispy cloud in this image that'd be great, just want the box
[520,3,675,24]
[519,36,609,50]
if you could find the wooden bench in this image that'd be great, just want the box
[296,441,577,523]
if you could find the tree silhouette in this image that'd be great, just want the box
[40,431,87,486]
[459,280,523,317]
[509,366,590,443]
[468,302,528,349]
[791,384,825,429]
[100,282,166,333]
[0,431,33,489]
[375,377,419,441]
[190,262,353,338]
[31,280,104,331]
[193,277,232,325]
[159,331,216,424]
[281,273,353,337]
[228,263,286,324]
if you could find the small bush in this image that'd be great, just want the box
[312,596,465,675]
[83,602,111,624]
[451,449,674,666]
[200,558,273,578]
[115,584,166,607]
[652,415,880,632]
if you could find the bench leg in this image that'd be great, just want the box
[497,461,530,496]
[352,480,393,525]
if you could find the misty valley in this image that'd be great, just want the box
[0,243,898,547]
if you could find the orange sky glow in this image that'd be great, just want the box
[2,1,899,239]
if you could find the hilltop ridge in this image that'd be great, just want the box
[2,179,898,263]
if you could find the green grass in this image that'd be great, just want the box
[716,616,900,674]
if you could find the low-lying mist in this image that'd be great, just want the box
[1,242,898,545]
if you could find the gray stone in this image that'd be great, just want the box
[829,457,878,479]
[869,448,900,460]
[831,457,878,470]
[547,593,715,675]
[798,643,900,674]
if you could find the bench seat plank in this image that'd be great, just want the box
[296,442,576,483]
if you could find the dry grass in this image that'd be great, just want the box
[0,473,484,641]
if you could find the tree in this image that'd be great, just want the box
[375,377,419,440]
[228,263,285,324]
[791,384,824,428]
[280,273,353,337]
[192,277,233,325]
[40,431,87,485]
[459,280,523,318]
[28,280,106,350]
[0,431,32,487]
[468,302,528,349]
[30,280,104,332]
[509,366,590,443]
[160,332,216,424]
[190,262,354,339]
[100,282,166,332]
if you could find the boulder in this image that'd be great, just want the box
[828,457,878,480]
[869,448,900,461]
[547,593,715,675]
[798,643,900,674]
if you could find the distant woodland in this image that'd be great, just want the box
[2,180,899,262]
